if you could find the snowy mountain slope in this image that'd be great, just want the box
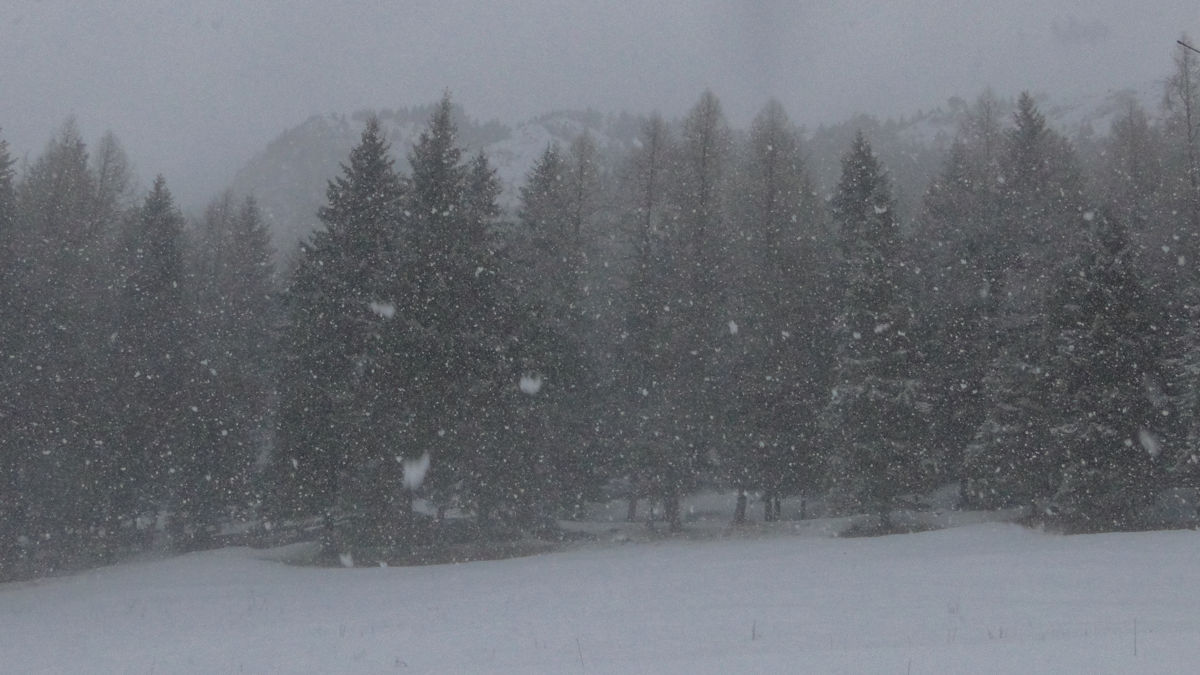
[2,522,1197,674]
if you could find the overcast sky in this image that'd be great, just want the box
[3,1,1198,208]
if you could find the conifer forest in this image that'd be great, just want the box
[5,42,1200,583]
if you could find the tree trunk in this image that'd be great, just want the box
[878,502,893,533]
[734,489,747,524]
[663,490,683,532]
[476,495,494,533]
[626,496,639,522]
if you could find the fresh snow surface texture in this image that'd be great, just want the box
[2,524,1199,674]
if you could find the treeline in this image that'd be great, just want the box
[4,46,1200,578]
[0,123,276,578]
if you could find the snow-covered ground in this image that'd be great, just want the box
[3,517,1198,674]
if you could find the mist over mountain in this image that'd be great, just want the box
[231,83,1164,258]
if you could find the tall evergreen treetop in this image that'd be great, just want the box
[1002,92,1083,247]
[519,143,568,239]
[409,95,466,236]
[125,176,185,301]
[1044,210,1167,529]
[319,116,406,294]
[825,133,928,524]
[832,131,899,266]
[274,116,406,519]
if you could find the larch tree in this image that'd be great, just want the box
[615,113,678,522]
[912,94,1013,500]
[656,90,734,531]
[1163,35,1200,236]
[10,122,130,563]
[190,193,278,529]
[725,99,829,522]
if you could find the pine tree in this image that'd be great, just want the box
[824,132,928,528]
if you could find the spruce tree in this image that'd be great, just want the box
[114,176,199,540]
[401,95,508,530]
[965,93,1086,508]
[824,132,928,527]
[275,117,406,525]
[1044,211,1168,529]
[913,135,1003,497]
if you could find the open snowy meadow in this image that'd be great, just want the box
[2,519,1198,674]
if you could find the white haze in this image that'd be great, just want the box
[2,1,1198,209]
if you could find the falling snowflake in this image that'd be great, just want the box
[728,320,739,335]
[369,301,396,319]
[1138,429,1161,458]
[519,374,543,395]
[402,452,431,490]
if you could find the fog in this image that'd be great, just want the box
[2,1,1197,208]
